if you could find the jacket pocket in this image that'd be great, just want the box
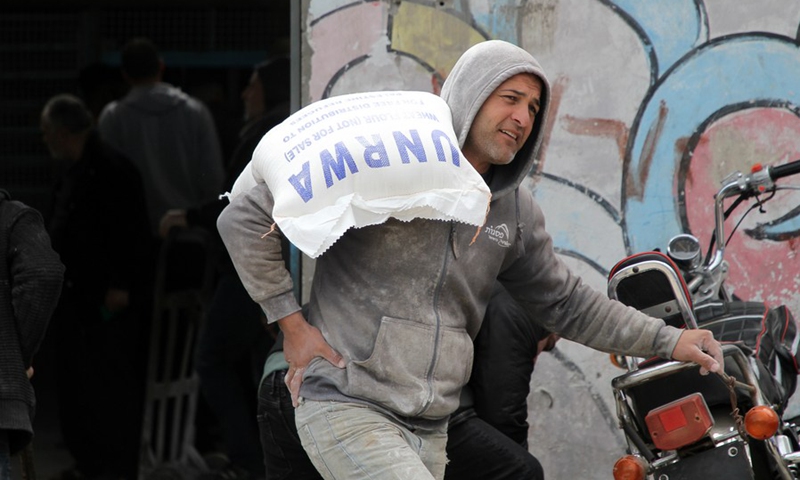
[346,316,473,419]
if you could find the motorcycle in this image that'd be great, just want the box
[607,160,800,479]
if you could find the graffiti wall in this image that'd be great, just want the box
[301,0,800,476]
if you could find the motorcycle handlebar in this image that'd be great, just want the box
[705,158,800,274]
[769,159,800,181]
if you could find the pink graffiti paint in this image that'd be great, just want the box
[684,107,800,307]
[308,3,386,101]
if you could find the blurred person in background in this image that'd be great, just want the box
[41,93,150,480]
[159,56,291,479]
[98,37,224,237]
[0,189,63,479]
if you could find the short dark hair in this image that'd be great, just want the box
[42,94,93,134]
[121,37,161,80]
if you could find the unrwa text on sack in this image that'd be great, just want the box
[288,129,462,203]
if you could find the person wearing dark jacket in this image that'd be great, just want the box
[218,40,723,479]
[41,93,151,480]
[0,190,64,478]
[158,56,291,478]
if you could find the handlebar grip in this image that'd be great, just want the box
[769,159,800,181]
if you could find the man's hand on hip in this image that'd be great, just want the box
[279,311,345,407]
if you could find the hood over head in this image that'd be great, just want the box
[440,40,550,199]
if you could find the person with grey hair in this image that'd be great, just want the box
[42,93,150,480]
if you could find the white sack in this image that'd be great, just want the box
[230,90,491,258]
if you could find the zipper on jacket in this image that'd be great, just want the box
[417,221,455,416]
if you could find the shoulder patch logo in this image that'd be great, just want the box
[484,223,511,248]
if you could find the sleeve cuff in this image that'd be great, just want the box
[655,325,684,359]
[260,290,302,323]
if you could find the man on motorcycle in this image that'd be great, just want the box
[218,39,723,480]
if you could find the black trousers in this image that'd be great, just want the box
[194,273,271,474]
[469,285,547,447]
[256,370,543,480]
[444,408,543,480]
[0,430,10,479]
[257,370,320,480]
[53,296,144,478]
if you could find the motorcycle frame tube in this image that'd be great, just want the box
[607,259,698,330]
[612,346,761,403]
[607,256,699,370]
[614,388,657,462]
[709,180,742,273]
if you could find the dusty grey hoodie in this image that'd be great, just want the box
[217,40,681,422]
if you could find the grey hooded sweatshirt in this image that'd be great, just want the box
[217,40,682,422]
[98,83,224,232]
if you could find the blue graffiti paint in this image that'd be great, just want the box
[603,0,707,80]
[470,0,520,43]
[624,34,800,252]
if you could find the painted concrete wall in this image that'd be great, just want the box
[299,1,800,477]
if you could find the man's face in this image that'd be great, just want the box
[461,73,543,174]
[241,70,265,122]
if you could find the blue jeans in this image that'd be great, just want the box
[295,400,447,480]
[257,369,543,480]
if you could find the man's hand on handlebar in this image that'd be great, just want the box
[671,329,724,375]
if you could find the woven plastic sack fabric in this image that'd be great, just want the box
[230,91,491,258]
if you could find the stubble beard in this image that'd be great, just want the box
[478,135,516,167]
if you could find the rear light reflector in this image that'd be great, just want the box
[645,392,713,450]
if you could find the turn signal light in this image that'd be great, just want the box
[610,353,627,369]
[613,455,646,480]
[745,405,779,440]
